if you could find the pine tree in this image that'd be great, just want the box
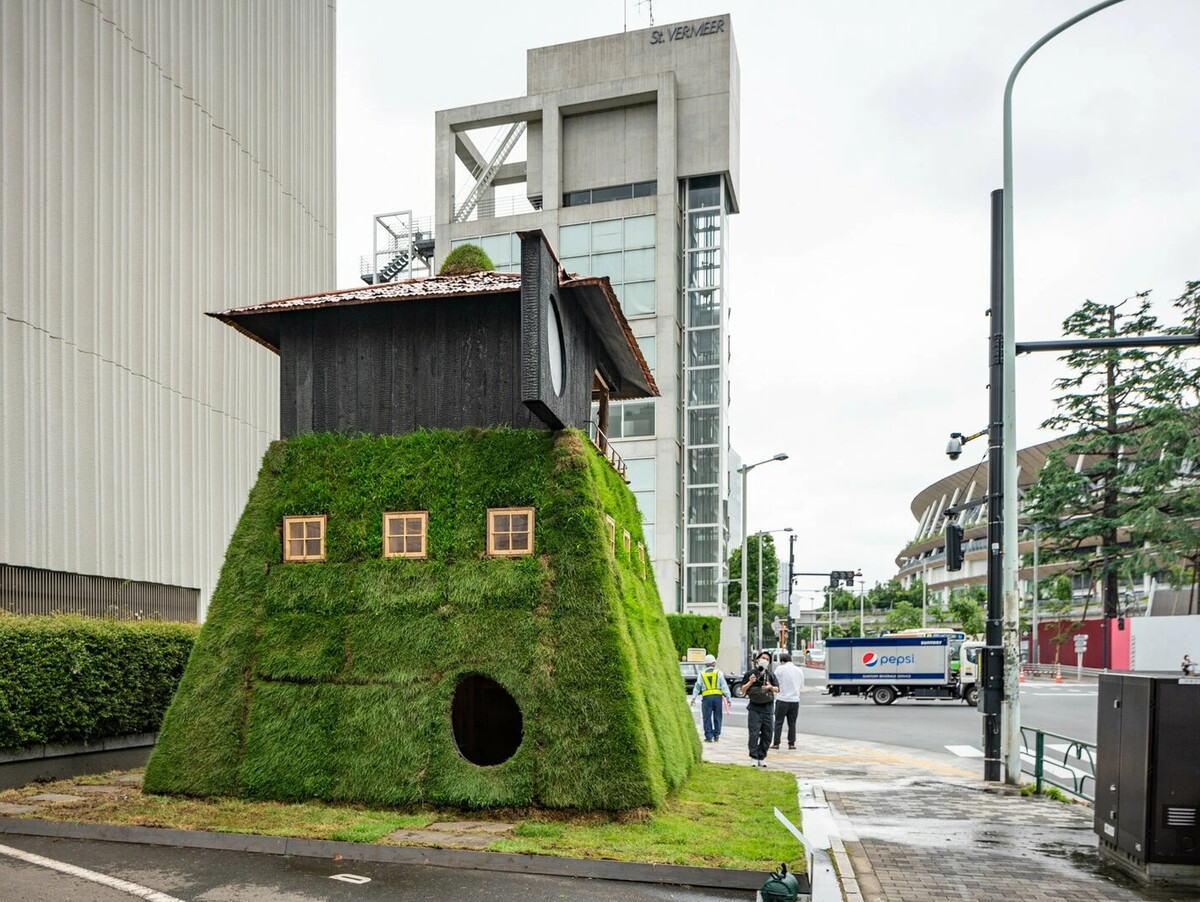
[1024,285,1200,621]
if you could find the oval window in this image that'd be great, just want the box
[450,673,524,766]
[547,298,565,397]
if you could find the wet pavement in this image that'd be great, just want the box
[698,725,1198,902]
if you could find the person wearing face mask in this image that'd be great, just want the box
[737,650,780,767]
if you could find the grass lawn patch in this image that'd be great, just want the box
[1,762,801,872]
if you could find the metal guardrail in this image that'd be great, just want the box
[1020,726,1097,802]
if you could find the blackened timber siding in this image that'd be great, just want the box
[277,293,609,438]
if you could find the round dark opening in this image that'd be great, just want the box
[450,673,523,766]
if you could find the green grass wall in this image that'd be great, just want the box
[144,429,700,809]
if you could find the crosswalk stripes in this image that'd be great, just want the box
[943,745,984,757]
[944,743,1096,787]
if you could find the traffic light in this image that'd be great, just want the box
[945,522,964,572]
[829,570,857,587]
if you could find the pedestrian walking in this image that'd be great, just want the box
[690,654,732,742]
[737,650,780,767]
[1183,653,1195,676]
[770,652,804,750]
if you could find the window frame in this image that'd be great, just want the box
[282,515,327,563]
[487,507,536,557]
[606,514,617,554]
[382,510,429,560]
[623,529,632,554]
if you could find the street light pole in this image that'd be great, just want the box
[1032,521,1040,666]
[999,0,1129,785]
[738,454,789,669]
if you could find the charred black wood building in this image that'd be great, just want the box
[210,231,656,437]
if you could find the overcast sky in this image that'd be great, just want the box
[335,1,1200,597]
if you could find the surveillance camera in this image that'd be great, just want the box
[945,436,963,460]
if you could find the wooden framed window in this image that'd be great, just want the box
[637,543,646,578]
[605,515,616,553]
[488,507,535,557]
[283,515,326,562]
[383,511,428,559]
[623,530,631,554]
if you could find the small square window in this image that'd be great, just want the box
[606,514,616,554]
[488,507,535,557]
[623,529,631,554]
[283,515,326,562]
[383,511,428,559]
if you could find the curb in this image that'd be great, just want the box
[822,793,864,902]
[0,817,771,891]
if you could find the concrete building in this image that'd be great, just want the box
[0,2,336,619]
[432,14,740,618]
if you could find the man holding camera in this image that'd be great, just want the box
[737,650,780,767]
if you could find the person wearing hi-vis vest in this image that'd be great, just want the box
[690,654,732,742]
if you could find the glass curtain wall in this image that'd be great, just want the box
[683,175,727,609]
[573,215,658,440]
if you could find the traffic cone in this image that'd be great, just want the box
[1019,666,1025,684]
[1054,664,1063,684]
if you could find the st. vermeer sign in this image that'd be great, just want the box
[650,18,725,45]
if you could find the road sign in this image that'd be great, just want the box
[1073,634,1088,653]
[771,617,782,637]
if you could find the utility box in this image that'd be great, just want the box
[978,646,1003,716]
[1095,672,1200,886]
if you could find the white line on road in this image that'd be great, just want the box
[944,745,985,757]
[0,842,186,902]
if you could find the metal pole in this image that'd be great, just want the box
[1032,521,1039,666]
[1001,0,1127,785]
[740,467,749,669]
[922,562,928,628]
[986,187,1005,784]
[757,534,763,653]
[859,581,865,637]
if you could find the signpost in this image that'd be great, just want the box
[1074,633,1088,680]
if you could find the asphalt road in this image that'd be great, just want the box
[0,835,750,902]
[695,667,1098,759]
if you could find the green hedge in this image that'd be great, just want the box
[666,614,722,659]
[0,616,197,751]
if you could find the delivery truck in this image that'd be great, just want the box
[824,634,982,706]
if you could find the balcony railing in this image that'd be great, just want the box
[586,421,628,482]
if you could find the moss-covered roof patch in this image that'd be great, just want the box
[438,244,495,276]
[145,429,699,810]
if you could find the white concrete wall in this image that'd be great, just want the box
[0,1,336,617]
[561,103,657,192]
[1130,616,1200,671]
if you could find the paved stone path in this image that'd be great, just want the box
[699,727,1192,901]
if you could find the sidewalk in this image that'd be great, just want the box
[701,725,1191,902]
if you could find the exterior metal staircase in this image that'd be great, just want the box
[453,121,526,223]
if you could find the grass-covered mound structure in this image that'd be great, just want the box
[145,428,699,810]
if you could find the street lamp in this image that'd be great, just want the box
[738,453,789,668]
[753,527,793,652]
[997,0,1129,785]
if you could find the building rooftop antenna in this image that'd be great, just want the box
[637,0,654,26]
